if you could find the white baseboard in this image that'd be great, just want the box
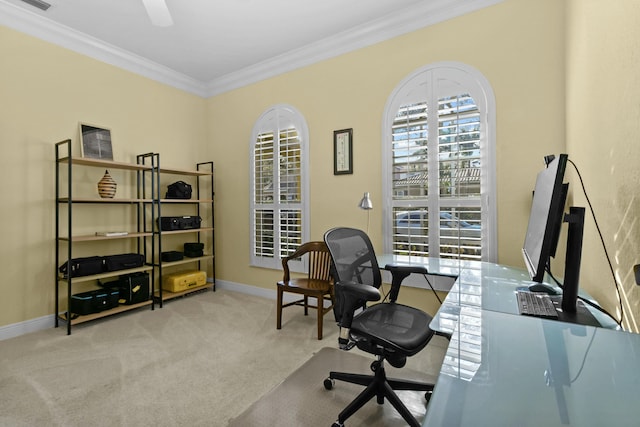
[216,279,334,307]
[0,314,54,342]
[0,282,293,342]
[216,279,276,299]
[4,276,444,341]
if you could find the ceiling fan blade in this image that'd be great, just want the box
[141,0,173,27]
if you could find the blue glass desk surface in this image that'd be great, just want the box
[423,310,640,427]
[378,255,617,334]
[377,254,493,279]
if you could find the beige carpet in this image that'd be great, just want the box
[229,346,439,426]
[0,289,447,426]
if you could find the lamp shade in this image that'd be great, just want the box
[358,192,373,210]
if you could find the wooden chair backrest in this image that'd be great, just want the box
[282,241,332,283]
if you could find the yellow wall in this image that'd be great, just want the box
[1,0,639,332]
[206,0,567,312]
[0,26,206,328]
[566,0,640,331]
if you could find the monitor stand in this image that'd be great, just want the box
[549,296,601,327]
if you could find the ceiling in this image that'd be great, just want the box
[0,0,502,97]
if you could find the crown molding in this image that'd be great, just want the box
[1,0,503,99]
[0,0,208,96]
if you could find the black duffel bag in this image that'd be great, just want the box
[166,181,192,199]
[104,253,145,272]
[59,256,104,278]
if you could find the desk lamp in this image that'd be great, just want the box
[358,192,373,234]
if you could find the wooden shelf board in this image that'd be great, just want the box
[59,300,153,325]
[58,265,153,284]
[58,156,153,171]
[158,199,214,204]
[59,232,153,242]
[158,227,214,235]
[58,197,151,203]
[157,254,214,268]
[159,167,213,176]
[155,283,213,301]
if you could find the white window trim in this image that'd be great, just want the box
[382,61,497,263]
[249,104,310,271]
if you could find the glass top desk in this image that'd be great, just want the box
[377,255,618,336]
[422,309,640,426]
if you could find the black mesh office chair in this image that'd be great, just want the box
[323,227,435,427]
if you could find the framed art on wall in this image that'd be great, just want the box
[79,123,113,160]
[333,128,353,175]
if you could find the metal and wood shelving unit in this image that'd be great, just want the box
[151,162,215,305]
[55,139,215,334]
[55,140,157,335]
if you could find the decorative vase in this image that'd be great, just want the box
[97,170,117,198]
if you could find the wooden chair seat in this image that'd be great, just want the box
[276,242,334,340]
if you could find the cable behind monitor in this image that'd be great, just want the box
[566,159,624,327]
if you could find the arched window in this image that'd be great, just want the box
[250,104,309,270]
[382,62,497,262]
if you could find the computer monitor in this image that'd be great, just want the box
[522,154,585,314]
[522,154,569,283]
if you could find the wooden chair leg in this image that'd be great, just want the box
[304,295,309,315]
[276,287,283,330]
[317,295,323,340]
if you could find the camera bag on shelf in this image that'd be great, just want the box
[158,216,202,231]
[103,253,145,272]
[184,242,204,258]
[166,181,192,199]
[59,256,104,278]
[161,251,184,262]
[70,288,119,315]
[117,272,150,305]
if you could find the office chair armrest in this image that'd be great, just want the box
[333,280,380,333]
[337,280,381,302]
[385,264,428,303]
[334,281,381,350]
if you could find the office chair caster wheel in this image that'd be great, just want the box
[324,378,335,390]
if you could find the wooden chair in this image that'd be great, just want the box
[276,241,335,340]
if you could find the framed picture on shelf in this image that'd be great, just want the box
[79,123,113,160]
[333,128,353,175]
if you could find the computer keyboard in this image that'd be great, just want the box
[516,290,558,319]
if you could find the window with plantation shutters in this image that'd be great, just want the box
[383,62,497,262]
[250,105,309,270]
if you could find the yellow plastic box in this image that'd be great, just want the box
[162,270,207,292]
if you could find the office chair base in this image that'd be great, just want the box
[324,359,433,427]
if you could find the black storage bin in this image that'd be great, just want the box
[184,242,204,258]
[118,272,150,305]
[59,256,104,278]
[70,288,119,315]
[104,253,145,272]
[161,251,184,262]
